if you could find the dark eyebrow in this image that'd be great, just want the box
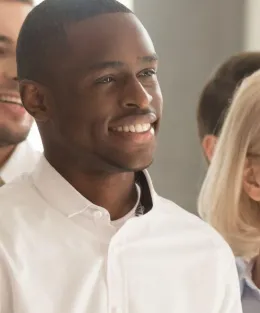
[138,53,159,64]
[89,61,124,71]
[0,35,13,45]
[87,53,158,73]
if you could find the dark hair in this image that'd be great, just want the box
[17,0,132,83]
[197,52,260,140]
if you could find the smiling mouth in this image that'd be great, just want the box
[0,94,23,106]
[111,123,155,135]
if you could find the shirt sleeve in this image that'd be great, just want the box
[0,258,13,313]
[219,255,243,313]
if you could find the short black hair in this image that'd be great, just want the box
[197,52,260,140]
[17,0,132,83]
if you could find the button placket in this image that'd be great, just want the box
[107,238,127,313]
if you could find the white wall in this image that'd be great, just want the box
[244,0,260,50]
[118,0,133,9]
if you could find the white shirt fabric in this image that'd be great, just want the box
[110,184,140,230]
[0,140,41,184]
[0,156,242,313]
[237,257,260,312]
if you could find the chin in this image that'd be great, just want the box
[99,150,155,173]
[118,158,154,173]
[0,126,30,146]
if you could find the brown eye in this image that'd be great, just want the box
[95,76,115,84]
[138,69,157,78]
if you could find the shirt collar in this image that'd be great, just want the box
[31,155,155,219]
[236,257,260,298]
[0,140,40,184]
[135,170,154,214]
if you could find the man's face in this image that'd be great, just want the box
[0,1,33,147]
[46,13,163,172]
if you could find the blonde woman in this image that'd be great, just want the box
[198,69,260,312]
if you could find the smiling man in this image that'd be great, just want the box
[0,0,242,312]
[0,0,40,186]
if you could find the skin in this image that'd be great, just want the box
[0,0,33,167]
[21,13,163,220]
[201,134,217,162]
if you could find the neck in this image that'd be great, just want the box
[46,155,138,221]
[0,144,16,169]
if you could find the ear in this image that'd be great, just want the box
[243,158,260,202]
[19,80,52,122]
[202,134,217,162]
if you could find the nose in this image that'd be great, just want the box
[121,76,153,110]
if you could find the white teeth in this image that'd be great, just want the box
[113,123,154,133]
[129,125,136,132]
[123,125,130,132]
[0,95,22,105]
[135,124,143,132]
[150,127,155,136]
[142,123,151,132]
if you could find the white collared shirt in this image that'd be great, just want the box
[0,140,41,184]
[0,156,242,313]
[237,257,260,312]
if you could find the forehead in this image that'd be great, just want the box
[65,13,156,66]
[0,1,31,42]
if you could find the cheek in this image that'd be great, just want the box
[54,100,107,142]
[0,55,15,76]
[21,113,34,127]
[151,85,163,112]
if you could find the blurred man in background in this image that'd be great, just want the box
[0,0,40,187]
[197,52,260,162]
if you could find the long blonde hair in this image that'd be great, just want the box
[198,69,260,259]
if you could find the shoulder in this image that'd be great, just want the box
[0,175,39,212]
[153,194,235,259]
[0,174,50,240]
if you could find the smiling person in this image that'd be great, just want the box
[0,0,242,312]
[0,0,40,186]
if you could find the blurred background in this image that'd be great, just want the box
[28,0,260,214]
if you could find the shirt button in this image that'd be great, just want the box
[93,210,103,219]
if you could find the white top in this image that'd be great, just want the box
[237,257,260,312]
[0,140,41,184]
[110,184,140,230]
[0,156,242,313]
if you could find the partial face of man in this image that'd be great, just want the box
[46,13,163,173]
[0,1,33,147]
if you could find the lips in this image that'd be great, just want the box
[0,92,26,117]
[109,113,158,134]
[0,94,22,106]
[112,123,152,133]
